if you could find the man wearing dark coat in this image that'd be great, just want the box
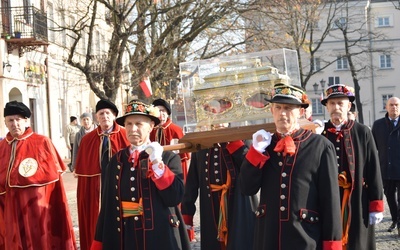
[75,99,130,250]
[321,84,384,250]
[372,96,400,235]
[181,123,256,250]
[91,100,190,250]
[240,83,342,250]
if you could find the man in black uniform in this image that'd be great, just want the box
[240,83,342,250]
[91,100,190,250]
[321,84,384,250]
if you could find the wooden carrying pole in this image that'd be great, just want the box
[163,119,317,153]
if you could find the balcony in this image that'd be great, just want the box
[0,6,49,56]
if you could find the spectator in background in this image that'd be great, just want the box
[150,98,190,183]
[181,123,256,249]
[240,83,342,250]
[348,103,358,121]
[372,96,400,235]
[0,101,76,249]
[74,99,129,250]
[91,100,190,250]
[321,84,383,249]
[71,112,97,172]
[65,115,81,171]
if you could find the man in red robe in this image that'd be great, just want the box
[0,101,76,249]
[150,98,190,183]
[75,99,129,250]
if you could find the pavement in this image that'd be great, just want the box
[61,161,398,250]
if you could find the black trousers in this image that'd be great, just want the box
[383,180,400,225]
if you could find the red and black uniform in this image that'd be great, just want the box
[0,127,76,250]
[91,146,190,250]
[75,121,129,250]
[240,129,342,250]
[323,120,384,250]
[150,118,190,183]
[181,141,256,250]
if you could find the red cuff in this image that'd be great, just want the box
[322,240,342,250]
[369,199,384,212]
[90,240,102,250]
[151,166,175,190]
[246,146,270,169]
[226,140,244,154]
[182,214,193,226]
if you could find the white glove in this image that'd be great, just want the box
[145,142,165,178]
[252,129,272,153]
[313,119,324,135]
[369,212,383,225]
[145,142,163,163]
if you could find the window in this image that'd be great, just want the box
[312,57,321,72]
[380,55,391,69]
[376,15,393,27]
[377,17,390,27]
[312,98,324,115]
[332,17,347,30]
[328,77,340,86]
[336,57,348,70]
[382,94,393,110]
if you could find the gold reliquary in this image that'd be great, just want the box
[179,48,300,132]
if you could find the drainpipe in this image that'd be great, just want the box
[44,46,52,138]
[365,0,375,124]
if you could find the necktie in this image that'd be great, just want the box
[156,127,163,144]
[101,134,109,168]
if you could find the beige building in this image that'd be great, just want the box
[305,0,399,126]
[0,0,125,158]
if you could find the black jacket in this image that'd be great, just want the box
[372,113,400,180]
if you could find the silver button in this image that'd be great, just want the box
[280,195,285,200]
[205,177,208,181]
[130,167,135,171]
[280,206,285,211]
[117,217,120,221]
[116,175,119,180]
[117,207,120,211]
[117,165,121,170]
[336,139,340,143]
[115,196,119,200]
[130,187,135,192]
[281,183,286,188]
[134,216,139,221]
[214,148,219,151]
[281,172,287,177]
[278,162,283,166]
[302,214,306,219]
[316,217,319,221]
[310,217,314,222]
[255,211,260,216]
[130,177,135,181]
[214,162,218,166]
[118,228,121,232]
[131,197,136,201]
[336,147,340,151]
[208,194,211,197]
[115,185,118,189]
[337,156,340,159]
[205,169,208,172]
[215,170,219,174]
[216,179,220,183]
[277,152,281,156]
[205,161,208,165]
[206,153,209,156]
[214,155,218,158]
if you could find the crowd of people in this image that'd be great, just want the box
[0,81,397,249]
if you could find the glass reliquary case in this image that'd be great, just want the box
[179,48,300,133]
